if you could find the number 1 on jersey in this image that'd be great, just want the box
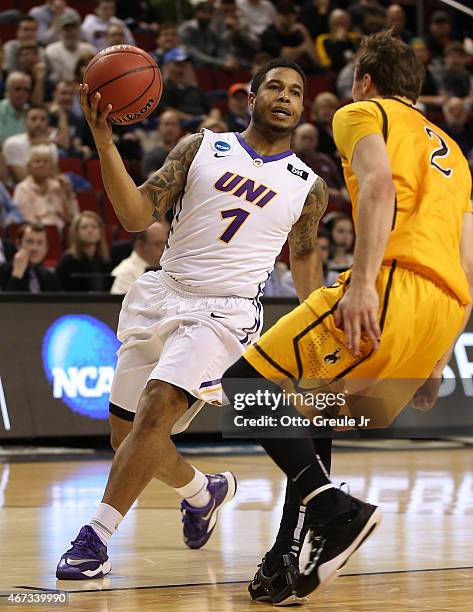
[219,208,250,243]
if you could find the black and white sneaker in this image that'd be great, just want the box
[296,492,382,598]
[248,554,308,606]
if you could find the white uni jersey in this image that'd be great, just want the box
[160,129,318,298]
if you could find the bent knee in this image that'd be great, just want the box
[135,380,188,434]
[109,413,133,451]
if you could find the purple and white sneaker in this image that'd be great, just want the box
[56,525,111,580]
[181,471,237,549]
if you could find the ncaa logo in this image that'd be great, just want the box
[41,315,120,420]
[214,141,231,153]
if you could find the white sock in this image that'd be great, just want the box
[89,503,124,545]
[174,467,211,508]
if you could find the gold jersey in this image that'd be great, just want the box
[332,97,472,305]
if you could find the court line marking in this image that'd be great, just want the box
[16,566,473,594]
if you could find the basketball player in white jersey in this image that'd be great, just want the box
[56,58,329,583]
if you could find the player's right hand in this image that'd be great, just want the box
[79,84,114,150]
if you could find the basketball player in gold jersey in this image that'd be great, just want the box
[223,31,473,602]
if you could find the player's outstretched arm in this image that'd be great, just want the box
[139,132,203,223]
[288,176,328,302]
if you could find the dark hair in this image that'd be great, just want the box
[158,22,177,33]
[26,104,48,116]
[18,16,37,26]
[355,30,424,102]
[17,222,48,243]
[250,58,306,95]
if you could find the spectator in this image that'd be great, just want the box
[56,211,112,291]
[425,11,454,63]
[45,13,96,82]
[113,124,144,162]
[178,1,238,70]
[310,92,339,159]
[386,4,413,44]
[81,0,134,52]
[151,23,181,68]
[2,105,64,183]
[0,42,5,97]
[115,0,158,26]
[261,1,318,72]
[292,123,348,208]
[29,0,81,46]
[13,145,79,231]
[236,0,277,39]
[218,0,260,65]
[411,38,445,109]
[0,222,60,292]
[440,97,473,157]
[0,179,23,227]
[316,229,330,284]
[2,16,41,73]
[300,0,332,41]
[315,9,360,73]
[110,221,169,294]
[141,110,182,177]
[199,116,229,132]
[0,233,16,264]
[250,51,273,78]
[159,47,212,128]
[348,0,386,35]
[435,42,472,100]
[325,213,354,285]
[0,72,31,146]
[146,0,194,24]
[224,83,250,133]
[263,260,297,297]
[48,79,92,158]
[336,58,355,101]
[17,43,53,106]
[106,23,127,47]
[72,53,96,121]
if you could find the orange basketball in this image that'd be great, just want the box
[83,45,163,125]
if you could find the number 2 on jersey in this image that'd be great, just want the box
[425,127,453,177]
[219,208,250,243]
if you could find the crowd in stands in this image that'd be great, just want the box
[0,0,472,297]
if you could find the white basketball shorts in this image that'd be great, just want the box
[109,270,263,434]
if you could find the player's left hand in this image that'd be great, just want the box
[334,284,381,355]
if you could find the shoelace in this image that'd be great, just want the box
[180,506,205,532]
[70,531,97,556]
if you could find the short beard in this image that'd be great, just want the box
[252,104,294,138]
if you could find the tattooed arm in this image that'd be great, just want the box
[78,84,203,231]
[98,132,203,231]
[139,133,203,224]
[287,176,329,302]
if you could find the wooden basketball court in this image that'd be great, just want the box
[1,445,472,610]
